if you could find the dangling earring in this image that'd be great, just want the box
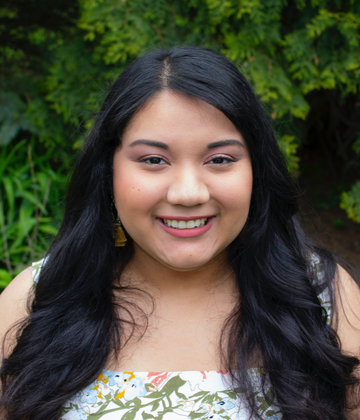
[111,197,127,247]
[113,218,127,247]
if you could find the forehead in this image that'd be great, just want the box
[121,90,241,145]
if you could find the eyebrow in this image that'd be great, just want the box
[207,140,244,149]
[128,138,244,150]
[129,140,168,149]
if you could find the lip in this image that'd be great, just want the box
[157,215,214,221]
[157,216,215,238]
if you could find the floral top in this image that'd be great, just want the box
[32,255,331,420]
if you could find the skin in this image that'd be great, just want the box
[0,91,359,385]
[113,91,252,280]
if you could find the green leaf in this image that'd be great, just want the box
[189,412,205,419]
[0,269,12,288]
[340,182,360,223]
[2,176,15,223]
[352,135,360,154]
[142,413,155,419]
[15,190,47,215]
[277,135,300,174]
[121,410,136,420]
[38,224,58,236]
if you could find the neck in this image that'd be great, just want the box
[111,246,239,372]
[121,246,237,302]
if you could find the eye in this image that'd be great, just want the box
[207,156,236,165]
[140,156,167,165]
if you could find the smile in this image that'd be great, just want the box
[162,218,208,229]
[157,216,214,238]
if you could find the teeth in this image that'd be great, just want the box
[178,221,186,229]
[187,220,195,228]
[163,218,208,229]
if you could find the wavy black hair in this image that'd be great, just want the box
[1,46,360,420]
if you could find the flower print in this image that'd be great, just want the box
[61,410,88,420]
[97,372,108,384]
[91,373,112,399]
[200,371,208,379]
[213,398,234,412]
[207,414,222,420]
[73,382,107,417]
[200,371,229,393]
[80,387,102,405]
[177,399,195,412]
[149,372,168,387]
[59,370,279,419]
[179,371,203,389]
[112,373,136,399]
[179,371,231,397]
[123,377,147,401]
[107,371,132,388]
[200,402,213,414]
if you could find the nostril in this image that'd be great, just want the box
[166,182,210,206]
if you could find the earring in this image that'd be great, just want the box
[113,218,127,247]
[111,196,127,247]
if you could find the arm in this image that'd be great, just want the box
[334,265,360,416]
[335,265,360,358]
[0,267,33,359]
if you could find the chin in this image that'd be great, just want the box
[159,251,226,272]
[164,261,210,272]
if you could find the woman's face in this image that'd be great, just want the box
[113,91,252,271]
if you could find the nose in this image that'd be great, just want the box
[166,166,210,207]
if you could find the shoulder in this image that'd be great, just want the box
[0,266,33,357]
[334,264,360,358]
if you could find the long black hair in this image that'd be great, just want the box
[1,46,359,420]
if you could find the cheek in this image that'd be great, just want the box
[113,167,162,218]
[214,172,253,213]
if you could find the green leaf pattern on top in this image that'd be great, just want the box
[59,370,281,419]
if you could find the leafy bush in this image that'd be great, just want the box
[72,0,360,178]
[0,139,68,289]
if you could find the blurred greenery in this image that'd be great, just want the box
[0,139,69,288]
[1,0,360,290]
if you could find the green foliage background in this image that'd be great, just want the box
[1,0,360,289]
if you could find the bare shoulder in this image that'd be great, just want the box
[334,264,360,357]
[0,267,33,355]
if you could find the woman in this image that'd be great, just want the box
[1,46,360,420]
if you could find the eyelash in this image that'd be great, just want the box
[139,155,237,166]
[139,156,168,165]
[207,156,237,165]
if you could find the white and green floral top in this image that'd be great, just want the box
[32,255,331,420]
